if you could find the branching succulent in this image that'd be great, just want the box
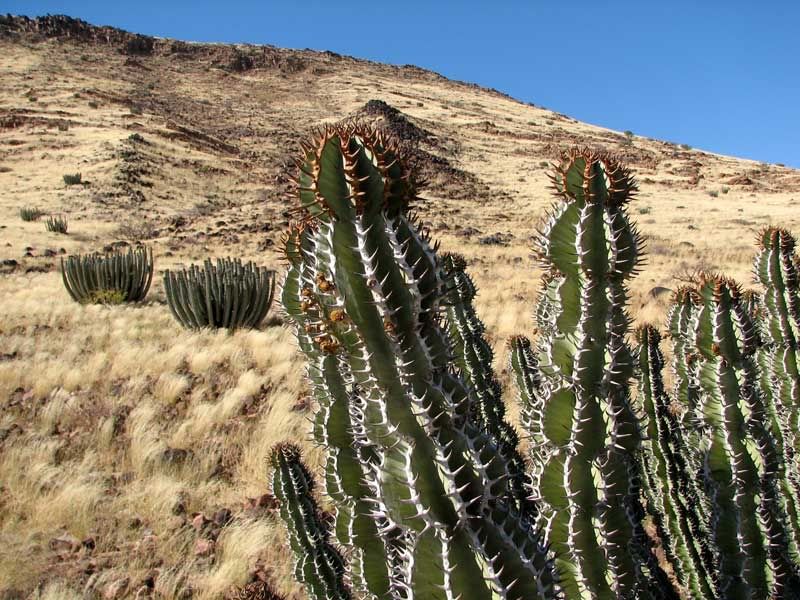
[637,273,800,598]
[45,214,68,234]
[754,228,800,499]
[270,442,351,600]
[278,123,557,599]
[636,324,718,598]
[271,127,800,599]
[19,206,45,221]
[439,252,535,518]
[510,149,676,598]
[61,245,153,304]
[163,258,275,330]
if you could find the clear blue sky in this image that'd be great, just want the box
[6,1,800,167]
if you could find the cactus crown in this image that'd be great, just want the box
[291,122,418,223]
[548,147,638,207]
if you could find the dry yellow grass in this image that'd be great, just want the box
[2,16,800,599]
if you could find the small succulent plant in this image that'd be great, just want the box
[19,206,45,221]
[45,214,68,234]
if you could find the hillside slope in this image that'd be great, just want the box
[1,14,799,599]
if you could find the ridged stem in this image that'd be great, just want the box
[270,442,352,600]
[525,149,676,598]
[280,125,557,599]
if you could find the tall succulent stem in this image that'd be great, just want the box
[270,442,351,600]
[279,124,557,599]
[636,325,718,599]
[520,149,676,598]
[440,253,534,518]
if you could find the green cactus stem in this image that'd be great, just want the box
[282,224,392,596]
[693,274,800,595]
[270,442,351,600]
[280,123,558,599]
[754,228,800,525]
[439,252,534,518]
[519,148,677,598]
[636,324,717,599]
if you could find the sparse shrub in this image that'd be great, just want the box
[63,172,82,186]
[622,129,634,145]
[721,186,730,194]
[708,190,719,198]
[124,35,154,56]
[61,245,153,304]
[638,206,652,214]
[57,121,69,132]
[128,132,145,143]
[680,143,692,150]
[88,100,99,109]
[45,214,68,234]
[164,258,276,330]
[115,218,159,240]
[19,207,45,221]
